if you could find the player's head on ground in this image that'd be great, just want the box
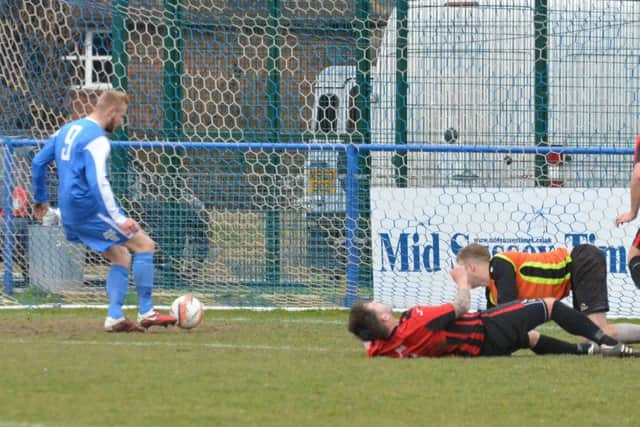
[456,243,491,288]
[348,300,396,341]
[92,90,129,133]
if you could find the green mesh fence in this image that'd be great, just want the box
[1,1,640,310]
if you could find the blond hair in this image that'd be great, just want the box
[456,243,491,264]
[94,90,128,112]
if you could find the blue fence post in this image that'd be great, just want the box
[2,140,15,294]
[344,144,359,307]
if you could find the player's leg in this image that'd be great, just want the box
[588,312,640,343]
[125,230,176,328]
[481,298,618,356]
[569,244,612,339]
[544,298,640,356]
[479,300,546,356]
[586,312,613,337]
[570,244,640,343]
[498,298,624,355]
[569,244,609,315]
[518,301,595,354]
[125,230,155,316]
[480,299,592,355]
[543,298,616,345]
[102,245,131,320]
[102,245,143,332]
[66,217,144,333]
[528,329,598,355]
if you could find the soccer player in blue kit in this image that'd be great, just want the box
[32,90,177,332]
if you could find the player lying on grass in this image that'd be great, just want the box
[31,90,176,333]
[348,266,639,358]
[456,243,640,343]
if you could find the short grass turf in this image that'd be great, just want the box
[0,309,638,427]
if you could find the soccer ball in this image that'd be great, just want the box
[170,295,204,329]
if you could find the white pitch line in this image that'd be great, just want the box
[0,338,361,353]
[203,317,344,325]
[0,422,66,427]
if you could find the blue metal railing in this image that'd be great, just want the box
[1,139,634,305]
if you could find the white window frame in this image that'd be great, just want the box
[63,30,113,90]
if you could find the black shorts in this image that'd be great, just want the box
[569,244,609,314]
[480,299,548,356]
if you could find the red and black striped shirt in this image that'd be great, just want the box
[367,304,485,358]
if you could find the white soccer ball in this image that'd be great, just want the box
[170,295,204,329]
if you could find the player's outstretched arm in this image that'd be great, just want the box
[450,265,471,317]
[31,137,56,208]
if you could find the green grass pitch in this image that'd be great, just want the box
[0,309,638,427]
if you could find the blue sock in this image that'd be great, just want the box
[133,252,154,315]
[106,265,129,319]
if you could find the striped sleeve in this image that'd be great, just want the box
[84,136,127,225]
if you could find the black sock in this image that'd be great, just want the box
[592,330,618,346]
[576,342,595,355]
[532,334,581,355]
[551,300,617,345]
[629,256,640,290]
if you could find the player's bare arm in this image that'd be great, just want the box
[450,265,471,317]
[616,162,640,225]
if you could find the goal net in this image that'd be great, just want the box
[1,1,640,314]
